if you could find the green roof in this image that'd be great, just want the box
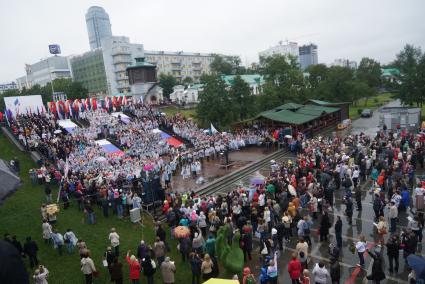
[255,104,340,125]
[307,99,350,106]
[273,103,303,111]
[381,68,400,77]
[188,83,204,90]
[127,57,156,70]
[222,74,265,86]
[257,109,316,125]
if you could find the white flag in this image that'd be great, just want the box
[210,123,219,134]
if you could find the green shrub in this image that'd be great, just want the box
[357,108,363,115]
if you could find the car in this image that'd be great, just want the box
[361,109,373,118]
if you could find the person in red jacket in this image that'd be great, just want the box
[126,250,141,284]
[288,252,302,284]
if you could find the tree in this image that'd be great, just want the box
[159,73,177,99]
[260,54,305,107]
[45,78,88,100]
[182,76,194,86]
[228,75,254,121]
[210,54,242,75]
[196,75,232,128]
[306,64,329,89]
[356,57,381,106]
[315,66,357,103]
[394,44,424,106]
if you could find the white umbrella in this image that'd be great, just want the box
[288,184,297,196]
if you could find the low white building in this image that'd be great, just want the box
[259,41,299,60]
[222,74,265,95]
[0,82,18,94]
[169,84,203,105]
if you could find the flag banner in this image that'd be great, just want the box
[4,95,44,117]
[210,123,219,134]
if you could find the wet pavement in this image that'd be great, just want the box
[170,147,271,193]
[351,100,402,137]
[240,170,425,284]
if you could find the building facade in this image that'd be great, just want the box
[299,44,318,70]
[0,82,18,94]
[69,36,144,96]
[69,49,108,96]
[144,51,214,83]
[86,6,113,50]
[15,56,71,90]
[127,57,163,104]
[101,36,144,94]
[169,84,203,105]
[331,59,357,69]
[259,41,299,60]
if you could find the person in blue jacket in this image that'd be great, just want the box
[400,186,410,211]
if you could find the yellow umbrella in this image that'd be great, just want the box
[173,226,190,238]
[203,279,239,284]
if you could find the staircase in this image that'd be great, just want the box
[195,148,292,196]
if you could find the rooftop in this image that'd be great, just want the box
[255,103,339,125]
[144,50,213,57]
[222,74,265,86]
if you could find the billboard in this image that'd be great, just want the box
[4,95,44,117]
[49,44,61,55]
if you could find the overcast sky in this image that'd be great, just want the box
[1,0,424,82]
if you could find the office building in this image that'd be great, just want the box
[259,41,299,60]
[0,82,18,94]
[299,44,318,70]
[68,6,217,96]
[69,49,108,95]
[331,59,357,69]
[144,51,214,83]
[101,36,144,94]
[70,36,144,96]
[86,6,112,50]
[15,56,71,90]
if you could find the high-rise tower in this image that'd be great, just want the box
[85,6,112,50]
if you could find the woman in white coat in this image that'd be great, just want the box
[33,265,49,284]
[64,229,78,254]
[42,220,52,244]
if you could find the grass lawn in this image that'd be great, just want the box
[349,93,394,119]
[160,106,197,121]
[0,133,193,284]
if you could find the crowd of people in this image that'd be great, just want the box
[158,128,424,284]
[2,100,425,284]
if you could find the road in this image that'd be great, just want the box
[350,99,402,137]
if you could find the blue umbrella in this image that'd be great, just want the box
[407,255,425,280]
